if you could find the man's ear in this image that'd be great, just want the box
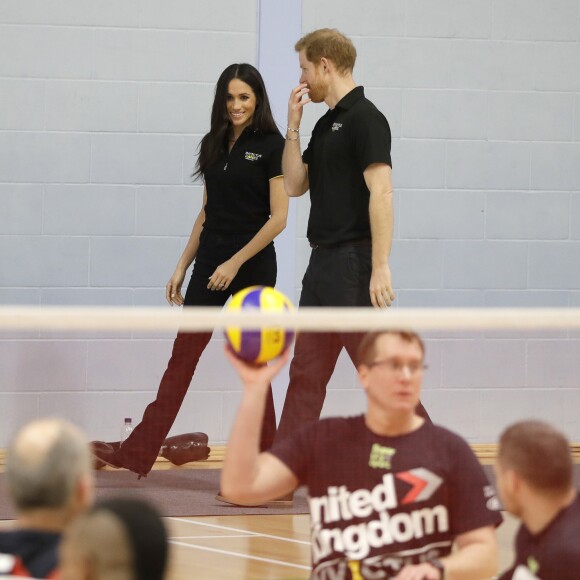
[77,472,94,511]
[83,552,97,580]
[506,468,521,494]
[320,56,331,73]
[358,365,370,391]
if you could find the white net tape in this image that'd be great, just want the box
[0,306,578,332]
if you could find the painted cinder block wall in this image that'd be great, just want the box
[1,0,579,445]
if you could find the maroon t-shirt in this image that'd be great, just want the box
[271,416,502,579]
[498,495,580,580]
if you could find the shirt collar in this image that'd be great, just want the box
[239,126,257,139]
[335,86,365,111]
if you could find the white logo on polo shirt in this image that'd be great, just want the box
[245,152,262,161]
[332,122,343,132]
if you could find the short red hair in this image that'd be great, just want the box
[295,28,357,74]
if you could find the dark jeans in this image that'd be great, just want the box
[275,242,430,442]
[116,230,278,475]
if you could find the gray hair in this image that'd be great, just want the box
[6,418,91,511]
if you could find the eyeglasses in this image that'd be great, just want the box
[367,359,427,375]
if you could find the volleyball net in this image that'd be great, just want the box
[1,306,579,450]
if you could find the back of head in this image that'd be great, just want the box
[6,418,91,513]
[62,498,168,580]
[295,28,357,74]
[499,420,573,496]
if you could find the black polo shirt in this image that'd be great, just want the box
[303,86,391,246]
[203,128,284,234]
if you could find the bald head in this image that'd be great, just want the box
[6,418,92,512]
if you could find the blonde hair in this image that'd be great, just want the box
[356,331,425,367]
[295,28,356,74]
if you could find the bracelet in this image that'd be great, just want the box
[427,558,445,580]
[285,135,299,141]
[287,126,300,132]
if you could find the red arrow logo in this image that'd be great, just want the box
[396,468,443,504]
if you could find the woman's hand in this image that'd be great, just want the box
[166,269,186,305]
[207,258,241,291]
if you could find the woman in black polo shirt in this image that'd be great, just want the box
[96,64,287,477]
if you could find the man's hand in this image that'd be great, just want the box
[369,263,395,308]
[393,562,442,580]
[287,83,310,130]
[364,163,394,309]
[224,345,290,390]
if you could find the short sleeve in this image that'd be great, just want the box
[351,109,392,171]
[302,142,312,166]
[302,113,326,166]
[495,568,514,580]
[269,422,317,484]
[267,135,284,180]
[447,435,503,534]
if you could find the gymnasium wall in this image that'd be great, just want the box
[0,1,259,445]
[1,0,580,445]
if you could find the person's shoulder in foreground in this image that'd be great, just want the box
[495,420,580,580]
[0,529,61,578]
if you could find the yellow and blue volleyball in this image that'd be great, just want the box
[225,286,294,363]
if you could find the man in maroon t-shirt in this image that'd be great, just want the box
[496,420,580,580]
[221,330,502,579]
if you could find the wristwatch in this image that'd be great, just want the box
[427,558,445,579]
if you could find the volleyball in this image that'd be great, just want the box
[225,286,294,363]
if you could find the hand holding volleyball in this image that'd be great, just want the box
[225,286,294,364]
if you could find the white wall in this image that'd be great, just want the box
[0,0,259,444]
[1,0,580,445]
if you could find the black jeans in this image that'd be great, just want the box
[276,242,430,443]
[116,230,278,474]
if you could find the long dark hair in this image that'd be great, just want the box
[193,63,281,180]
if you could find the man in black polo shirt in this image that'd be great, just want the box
[495,420,580,580]
[277,28,428,450]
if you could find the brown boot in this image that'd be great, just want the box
[160,433,210,466]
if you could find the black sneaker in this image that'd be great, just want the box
[92,444,147,479]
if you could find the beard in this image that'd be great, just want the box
[307,81,326,103]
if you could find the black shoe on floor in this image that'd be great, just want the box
[92,445,147,479]
[91,441,114,470]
